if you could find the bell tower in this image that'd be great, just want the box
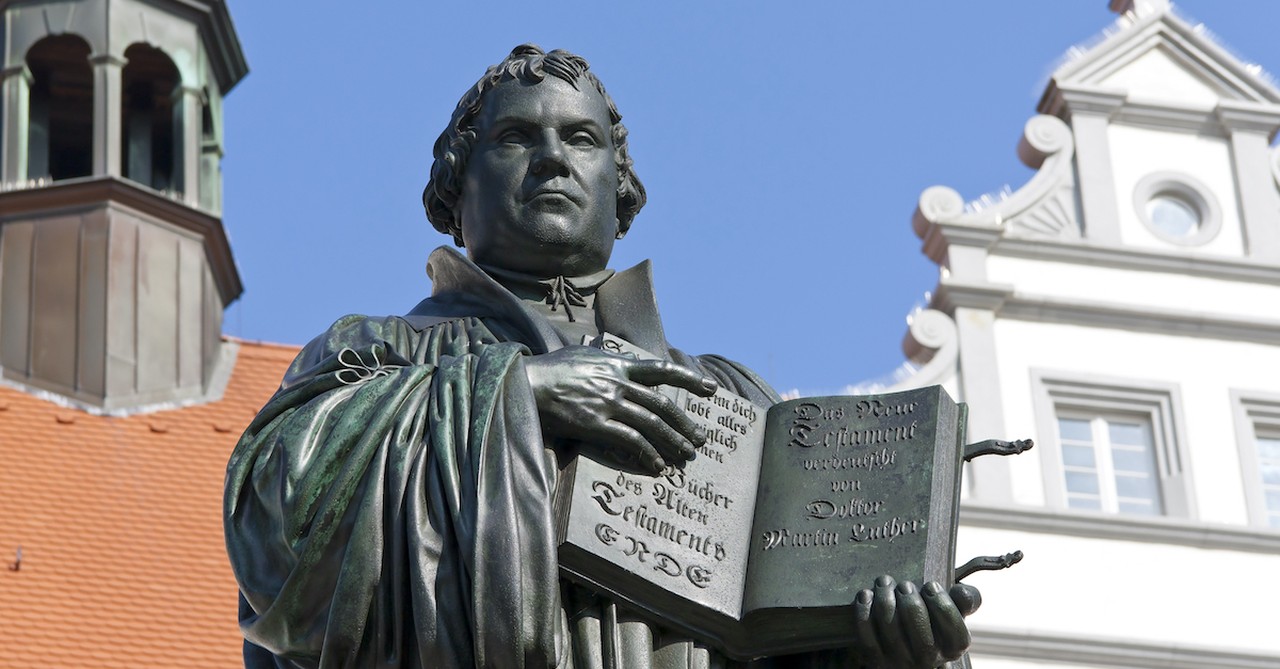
[0,0,247,412]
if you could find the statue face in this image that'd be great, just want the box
[458,76,620,276]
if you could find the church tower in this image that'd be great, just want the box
[0,0,247,412]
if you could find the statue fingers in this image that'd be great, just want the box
[949,583,982,617]
[922,582,972,661]
[624,384,706,449]
[625,359,718,397]
[614,399,697,466]
[852,589,888,668]
[871,575,914,668]
[894,581,939,668]
[595,420,667,475]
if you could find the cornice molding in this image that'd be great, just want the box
[1113,97,1225,134]
[1044,84,1273,136]
[1040,84,1127,118]
[961,501,1280,554]
[993,236,1280,286]
[0,340,240,415]
[918,218,1002,266]
[201,0,249,92]
[930,275,1280,346]
[0,176,242,304]
[1012,291,1280,345]
[971,626,1280,669]
[1216,99,1280,135]
[932,281,1013,312]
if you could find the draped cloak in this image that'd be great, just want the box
[225,247,857,669]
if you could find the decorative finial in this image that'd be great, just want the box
[1109,0,1172,18]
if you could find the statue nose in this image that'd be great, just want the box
[531,141,571,177]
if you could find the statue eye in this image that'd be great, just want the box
[496,128,530,145]
[567,131,598,148]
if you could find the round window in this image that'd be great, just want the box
[1145,192,1200,238]
[1131,172,1221,247]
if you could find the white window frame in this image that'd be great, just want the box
[1131,171,1223,247]
[1055,410,1164,515]
[1229,390,1280,529]
[1031,370,1196,519]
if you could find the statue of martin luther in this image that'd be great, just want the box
[225,44,978,669]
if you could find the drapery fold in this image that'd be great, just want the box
[227,316,566,668]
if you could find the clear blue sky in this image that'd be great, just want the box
[218,1,1280,395]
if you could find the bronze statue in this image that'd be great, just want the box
[225,45,977,668]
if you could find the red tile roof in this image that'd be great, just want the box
[0,338,299,668]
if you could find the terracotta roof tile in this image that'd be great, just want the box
[0,338,299,668]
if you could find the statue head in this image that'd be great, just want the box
[423,45,646,275]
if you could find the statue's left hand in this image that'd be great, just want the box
[851,576,979,668]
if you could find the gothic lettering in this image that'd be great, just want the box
[686,564,713,589]
[594,523,619,546]
[653,552,681,577]
[848,517,923,543]
[801,448,898,472]
[591,481,624,515]
[830,479,862,492]
[619,505,728,561]
[760,527,841,550]
[805,497,884,519]
[856,399,919,419]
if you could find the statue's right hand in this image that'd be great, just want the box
[524,346,717,474]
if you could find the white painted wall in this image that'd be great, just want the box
[988,317,1280,525]
[986,256,1280,320]
[1107,124,1244,256]
[959,526,1280,657]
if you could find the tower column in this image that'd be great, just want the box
[89,53,126,178]
[200,137,223,214]
[0,64,32,184]
[172,85,204,206]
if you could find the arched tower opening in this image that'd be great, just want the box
[121,43,180,192]
[25,34,93,182]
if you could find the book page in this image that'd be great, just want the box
[557,333,768,620]
[742,387,960,615]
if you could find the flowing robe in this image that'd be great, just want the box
[225,246,819,668]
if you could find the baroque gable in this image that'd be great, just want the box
[1044,8,1280,114]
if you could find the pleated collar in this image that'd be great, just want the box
[404,246,671,358]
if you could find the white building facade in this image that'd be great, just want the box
[898,1,1280,666]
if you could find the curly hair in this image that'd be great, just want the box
[423,44,647,247]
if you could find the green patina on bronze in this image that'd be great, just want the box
[225,45,994,669]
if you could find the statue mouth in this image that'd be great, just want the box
[526,188,580,206]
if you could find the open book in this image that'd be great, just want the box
[554,334,968,660]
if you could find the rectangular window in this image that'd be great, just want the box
[1057,414,1162,516]
[1032,371,1194,519]
[1230,391,1280,529]
[1257,433,1280,528]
